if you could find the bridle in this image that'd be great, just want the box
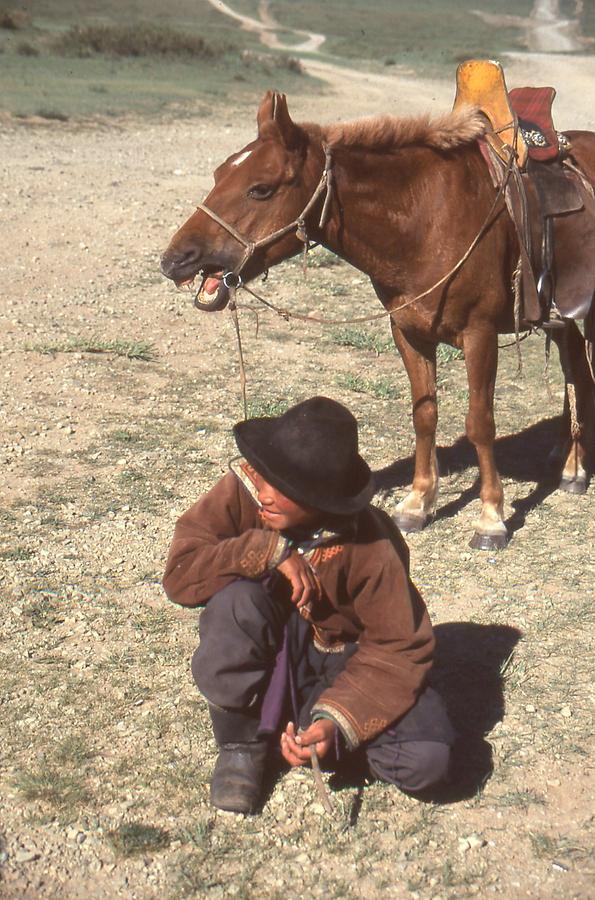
[192,145,334,309]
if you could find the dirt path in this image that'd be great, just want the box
[205,0,325,53]
[474,0,591,53]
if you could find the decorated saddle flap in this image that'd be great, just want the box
[509,87,562,163]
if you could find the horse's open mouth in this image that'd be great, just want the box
[178,270,231,312]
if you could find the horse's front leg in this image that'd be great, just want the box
[462,326,508,549]
[391,327,439,533]
[549,322,593,494]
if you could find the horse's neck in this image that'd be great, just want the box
[318,144,433,270]
[315,142,487,286]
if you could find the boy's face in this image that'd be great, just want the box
[248,468,321,532]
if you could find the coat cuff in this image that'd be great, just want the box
[266,534,293,569]
[311,701,361,751]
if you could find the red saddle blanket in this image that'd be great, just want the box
[509,87,560,162]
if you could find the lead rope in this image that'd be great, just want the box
[227,287,248,419]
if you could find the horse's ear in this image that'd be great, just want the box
[256,91,276,134]
[257,91,301,149]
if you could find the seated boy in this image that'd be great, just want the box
[163,396,454,814]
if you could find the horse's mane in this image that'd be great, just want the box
[314,105,486,153]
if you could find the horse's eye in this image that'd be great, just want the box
[247,183,275,201]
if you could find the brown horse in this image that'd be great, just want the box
[161,91,594,549]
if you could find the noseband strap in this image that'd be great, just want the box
[195,145,333,281]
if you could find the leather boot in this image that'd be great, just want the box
[208,705,268,814]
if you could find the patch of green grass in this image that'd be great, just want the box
[177,815,214,845]
[495,789,546,809]
[328,284,350,297]
[0,546,34,560]
[14,769,91,809]
[437,343,464,362]
[107,822,170,858]
[52,735,97,766]
[174,851,220,895]
[529,831,589,861]
[336,373,399,400]
[246,397,291,418]
[22,597,65,629]
[306,247,344,269]
[26,336,157,361]
[110,429,138,443]
[331,327,393,355]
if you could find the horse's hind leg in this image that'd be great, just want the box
[550,321,594,493]
[463,326,508,550]
[391,328,439,533]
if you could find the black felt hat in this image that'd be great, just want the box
[233,396,374,515]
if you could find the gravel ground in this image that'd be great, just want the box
[0,56,594,899]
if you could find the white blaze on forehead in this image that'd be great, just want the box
[232,149,253,167]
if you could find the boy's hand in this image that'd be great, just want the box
[277,551,320,610]
[280,720,336,767]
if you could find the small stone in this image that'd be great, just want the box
[560,706,572,718]
[466,834,486,849]
[525,704,535,712]
[15,849,39,863]
[310,802,325,816]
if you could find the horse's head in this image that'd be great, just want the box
[161,91,320,310]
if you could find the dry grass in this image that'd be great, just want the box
[51,24,222,59]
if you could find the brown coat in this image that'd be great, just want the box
[163,471,435,748]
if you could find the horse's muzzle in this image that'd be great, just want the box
[160,248,201,285]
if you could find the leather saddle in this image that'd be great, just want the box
[453,59,595,326]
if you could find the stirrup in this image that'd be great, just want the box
[541,308,566,330]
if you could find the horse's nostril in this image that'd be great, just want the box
[160,248,199,278]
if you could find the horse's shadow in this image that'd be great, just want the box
[374,416,572,537]
[330,622,521,810]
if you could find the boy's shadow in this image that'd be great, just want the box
[329,621,521,809]
[426,621,521,802]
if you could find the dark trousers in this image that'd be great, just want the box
[192,579,455,793]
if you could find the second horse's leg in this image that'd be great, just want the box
[550,322,593,494]
[463,327,508,550]
[391,328,439,533]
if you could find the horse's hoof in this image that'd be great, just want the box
[559,476,588,495]
[469,531,508,551]
[394,513,426,534]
